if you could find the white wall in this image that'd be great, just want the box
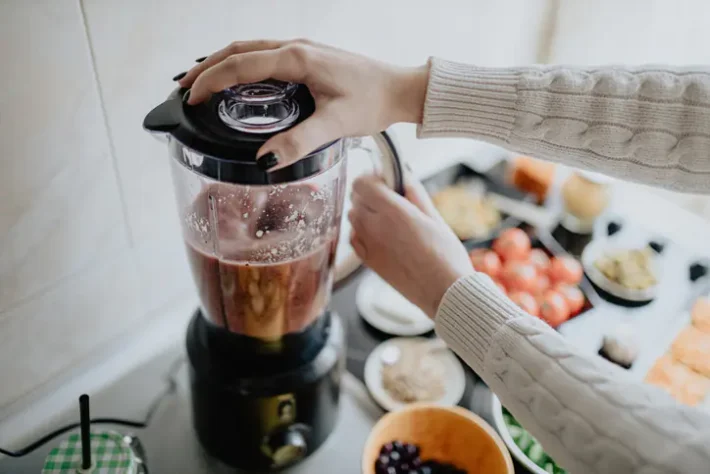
[2,0,709,419]
[549,0,710,216]
[0,0,549,415]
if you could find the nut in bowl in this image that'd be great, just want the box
[362,403,514,474]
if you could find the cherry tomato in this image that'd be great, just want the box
[539,290,571,327]
[548,255,583,285]
[529,248,551,273]
[469,249,502,279]
[508,291,540,317]
[555,284,585,315]
[533,273,551,297]
[500,261,538,293]
[492,228,531,262]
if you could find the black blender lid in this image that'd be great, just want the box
[143,80,331,185]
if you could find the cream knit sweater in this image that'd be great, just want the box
[421,59,710,474]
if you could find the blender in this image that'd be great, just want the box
[143,79,404,470]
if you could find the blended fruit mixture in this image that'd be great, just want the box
[183,181,342,340]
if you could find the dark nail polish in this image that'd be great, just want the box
[257,152,279,170]
[173,71,187,81]
[196,56,207,63]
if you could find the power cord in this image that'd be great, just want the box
[0,357,184,458]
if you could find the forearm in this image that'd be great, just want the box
[416,59,710,194]
[435,275,710,474]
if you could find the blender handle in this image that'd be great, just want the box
[332,127,406,288]
[369,129,406,196]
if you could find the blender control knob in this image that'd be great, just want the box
[269,427,308,467]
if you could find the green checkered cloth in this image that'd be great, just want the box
[42,431,137,474]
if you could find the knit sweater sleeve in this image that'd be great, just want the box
[435,274,710,474]
[418,58,710,194]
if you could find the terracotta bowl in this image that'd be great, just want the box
[362,403,514,474]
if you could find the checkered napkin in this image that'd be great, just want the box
[42,431,136,474]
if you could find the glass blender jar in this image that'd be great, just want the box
[144,79,403,341]
[144,79,403,470]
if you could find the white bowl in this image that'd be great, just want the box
[491,395,547,474]
[581,240,659,303]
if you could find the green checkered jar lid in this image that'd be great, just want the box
[42,431,138,474]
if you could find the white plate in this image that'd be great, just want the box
[491,395,547,474]
[364,337,466,412]
[356,272,435,336]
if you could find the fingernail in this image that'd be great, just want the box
[173,71,187,81]
[257,152,279,170]
[195,56,207,63]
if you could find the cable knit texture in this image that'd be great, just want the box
[419,58,710,194]
[436,275,710,474]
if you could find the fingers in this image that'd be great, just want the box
[179,40,285,88]
[187,44,313,105]
[349,229,367,260]
[257,107,343,170]
[352,174,420,215]
[403,176,444,221]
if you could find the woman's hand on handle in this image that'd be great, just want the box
[348,174,474,318]
[179,39,428,170]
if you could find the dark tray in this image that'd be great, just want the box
[465,225,599,326]
[422,162,534,245]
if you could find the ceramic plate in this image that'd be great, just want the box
[364,337,466,412]
[356,272,435,336]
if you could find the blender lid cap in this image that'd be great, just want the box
[143,80,335,185]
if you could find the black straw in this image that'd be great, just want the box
[79,394,92,470]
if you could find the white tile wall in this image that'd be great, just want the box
[0,0,550,413]
[4,0,709,420]
[0,0,129,312]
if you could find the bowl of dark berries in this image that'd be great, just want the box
[362,403,514,474]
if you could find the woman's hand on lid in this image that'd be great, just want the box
[348,174,474,318]
[179,39,428,171]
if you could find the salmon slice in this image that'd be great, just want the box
[645,353,710,406]
[671,326,710,378]
[691,297,710,333]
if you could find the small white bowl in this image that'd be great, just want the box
[491,395,547,474]
[581,240,659,303]
[364,337,466,412]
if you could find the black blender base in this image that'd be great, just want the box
[186,311,345,471]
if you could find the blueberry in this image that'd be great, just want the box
[393,441,404,450]
[607,221,622,236]
[689,262,708,282]
[386,467,397,474]
[648,240,665,254]
[406,444,420,457]
[420,467,432,474]
[381,443,394,454]
[390,451,401,463]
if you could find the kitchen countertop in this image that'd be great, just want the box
[4,151,710,473]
